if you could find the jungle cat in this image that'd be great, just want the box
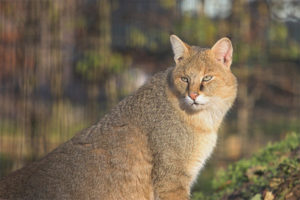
[0,35,237,200]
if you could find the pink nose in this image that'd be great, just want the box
[189,92,198,100]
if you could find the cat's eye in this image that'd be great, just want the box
[181,77,189,83]
[203,75,213,82]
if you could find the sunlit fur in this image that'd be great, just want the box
[169,46,237,131]
[0,37,237,200]
[166,44,237,188]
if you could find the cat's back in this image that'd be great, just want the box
[0,69,173,200]
[0,123,154,199]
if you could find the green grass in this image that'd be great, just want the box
[192,132,300,200]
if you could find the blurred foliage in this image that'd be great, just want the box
[0,120,20,136]
[76,51,131,82]
[175,15,217,46]
[255,119,300,136]
[48,100,89,141]
[158,0,176,9]
[268,22,300,60]
[269,22,288,42]
[0,153,13,178]
[129,27,148,48]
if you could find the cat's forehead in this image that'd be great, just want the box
[185,47,213,70]
[191,46,207,52]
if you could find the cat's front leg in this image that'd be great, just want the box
[153,175,191,200]
[158,188,190,200]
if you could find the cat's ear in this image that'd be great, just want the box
[211,37,233,68]
[170,35,190,64]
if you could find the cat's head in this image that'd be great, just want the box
[169,35,237,114]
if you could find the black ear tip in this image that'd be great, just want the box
[226,35,232,40]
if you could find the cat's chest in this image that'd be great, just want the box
[187,132,217,184]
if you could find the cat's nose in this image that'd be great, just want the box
[189,92,199,101]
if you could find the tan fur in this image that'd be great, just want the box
[0,36,237,200]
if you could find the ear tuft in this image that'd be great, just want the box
[170,35,189,64]
[211,37,233,68]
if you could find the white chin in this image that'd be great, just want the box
[181,97,208,112]
[189,103,206,111]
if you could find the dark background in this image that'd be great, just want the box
[0,0,300,196]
